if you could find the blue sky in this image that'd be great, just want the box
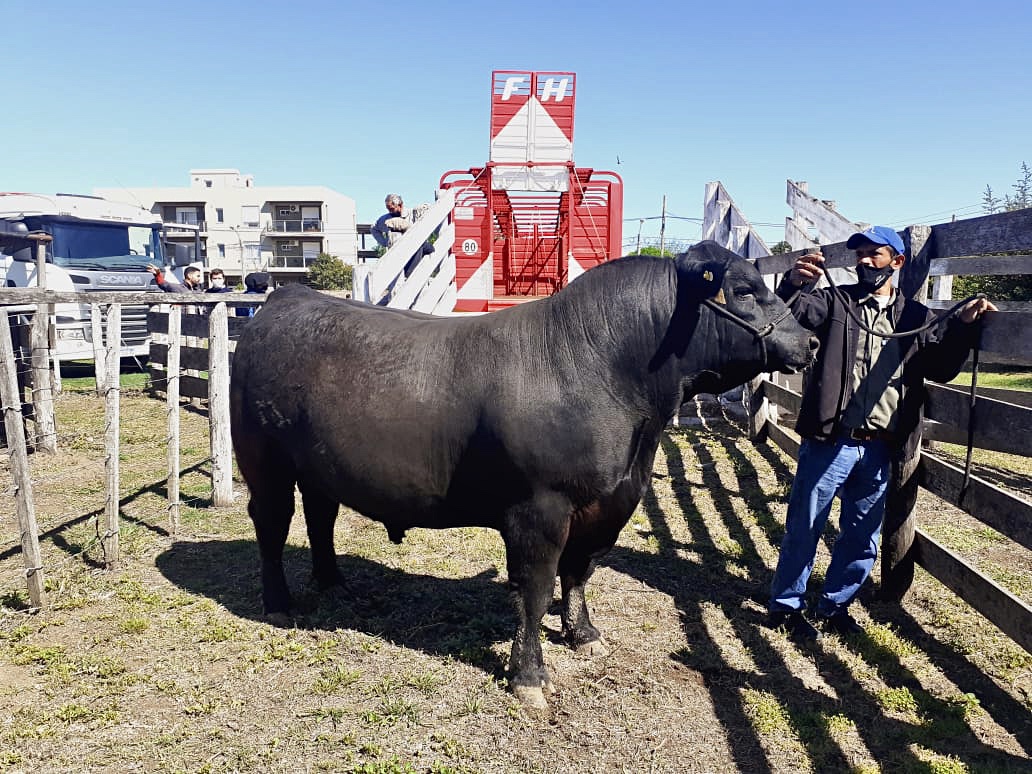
[5,0,1029,251]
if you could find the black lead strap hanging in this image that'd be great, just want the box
[959,324,983,507]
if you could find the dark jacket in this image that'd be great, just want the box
[776,278,979,468]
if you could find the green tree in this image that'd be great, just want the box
[636,245,677,258]
[308,253,352,291]
[959,162,1032,301]
[771,240,792,255]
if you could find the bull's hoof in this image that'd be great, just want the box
[265,611,292,628]
[513,684,549,710]
[575,637,608,657]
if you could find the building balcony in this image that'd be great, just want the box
[269,253,319,270]
[268,218,323,234]
[163,221,207,235]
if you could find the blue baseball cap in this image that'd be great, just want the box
[846,226,905,255]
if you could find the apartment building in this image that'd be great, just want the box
[97,169,358,285]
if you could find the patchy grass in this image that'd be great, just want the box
[0,396,1029,772]
[950,363,1032,392]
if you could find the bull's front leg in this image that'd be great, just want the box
[503,498,569,710]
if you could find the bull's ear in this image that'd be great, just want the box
[676,255,728,304]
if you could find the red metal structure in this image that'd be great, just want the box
[441,71,622,312]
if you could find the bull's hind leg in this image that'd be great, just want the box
[503,494,569,709]
[245,463,297,620]
[297,476,344,592]
[558,544,608,656]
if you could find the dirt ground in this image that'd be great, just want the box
[0,392,1030,773]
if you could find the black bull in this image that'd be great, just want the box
[230,240,818,708]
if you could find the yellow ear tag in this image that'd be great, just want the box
[703,270,713,282]
[713,288,727,305]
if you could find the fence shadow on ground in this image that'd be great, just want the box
[601,425,1031,773]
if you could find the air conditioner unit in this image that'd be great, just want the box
[289,204,299,213]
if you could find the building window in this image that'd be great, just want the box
[216,208,224,223]
[218,244,226,258]
[242,205,260,228]
[205,180,213,188]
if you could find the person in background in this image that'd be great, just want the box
[765,226,996,643]
[236,271,271,317]
[206,267,234,293]
[147,263,203,293]
[371,193,435,278]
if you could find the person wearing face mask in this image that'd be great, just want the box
[205,268,234,293]
[765,226,996,643]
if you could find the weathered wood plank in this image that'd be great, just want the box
[761,379,802,414]
[208,304,234,507]
[148,310,250,339]
[102,305,121,569]
[30,306,56,453]
[0,289,266,306]
[166,306,182,537]
[929,208,1032,259]
[929,254,1032,277]
[913,530,1032,654]
[924,383,1032,457]
[917,454,1032,551]
[976,311,1032,361]
[765,420,800,461]
[0,311,45,607]
[149,368,209,401]
[149,342,220,372]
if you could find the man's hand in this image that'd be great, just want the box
[958,296,997,323]
[789,252,824,287]
[146,265,160,277]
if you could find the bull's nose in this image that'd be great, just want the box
[808,335,820,354]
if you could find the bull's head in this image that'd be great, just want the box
[655,241,818,392]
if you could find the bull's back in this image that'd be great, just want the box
[230,288,501,522]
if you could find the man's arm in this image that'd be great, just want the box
[775,251,831,330]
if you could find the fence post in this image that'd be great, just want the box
[28,234,57,453]
[91,303,105,396]
[208,303,234,506]
[101,304,121,568]
[29,308,57,454]
[0,310,46,607]
[745,374,770,442]
[166,305,182,536]
[880,225,934,600]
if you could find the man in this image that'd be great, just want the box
[370,193,435,278]
[147,263,203,293]
[205,267,234,293]
[371,194,411,250]
[766,226,996,642]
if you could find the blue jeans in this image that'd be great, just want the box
[769,437,891,617]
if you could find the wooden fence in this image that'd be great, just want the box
[746,207,1032,655]
[0,290,263,608]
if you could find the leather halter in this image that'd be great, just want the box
[700,297,795,369]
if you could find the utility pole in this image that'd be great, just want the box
[659,195,667,257]
[636,219,644,254]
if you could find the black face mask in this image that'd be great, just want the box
[855,263,894,292]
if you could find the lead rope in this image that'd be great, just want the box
[794,260,987,503]
[959,326,982,506]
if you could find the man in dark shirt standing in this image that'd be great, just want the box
[766,226,996,642]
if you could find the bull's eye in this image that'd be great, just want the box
[734,286,755,300]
